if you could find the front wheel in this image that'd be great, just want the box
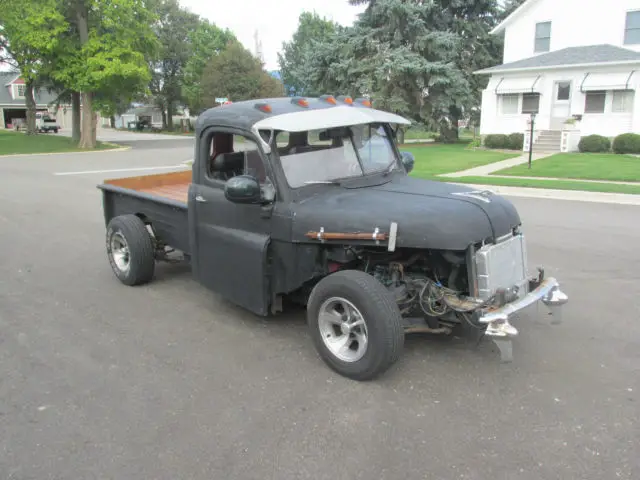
[307,270,404,381]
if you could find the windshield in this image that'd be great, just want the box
[276,123,397,188]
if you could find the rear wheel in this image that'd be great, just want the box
[307,270,404,381]
[106,214,155,286]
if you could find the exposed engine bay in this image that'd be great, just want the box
[325,246,504,333]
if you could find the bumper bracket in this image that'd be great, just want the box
[476,276,568,362]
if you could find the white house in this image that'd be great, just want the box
[476,0,640,152]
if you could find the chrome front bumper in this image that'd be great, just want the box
[475,276,568,362]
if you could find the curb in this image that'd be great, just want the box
[0,144,131,158]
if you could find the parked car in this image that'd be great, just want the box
[97,95,568,380]
[35,112,59,133]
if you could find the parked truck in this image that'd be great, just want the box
[35,112,59,133]
[98,95,568,381]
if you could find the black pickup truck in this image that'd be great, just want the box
[98,95,568,381]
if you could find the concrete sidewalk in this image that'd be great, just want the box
[440,152,551,177]
[488,174,640,186]
[452,183,640,205]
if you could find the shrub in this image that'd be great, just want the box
[484,134,508,149]
[578,134,611,153]
[466,137,482,149]
[612,133,640,154]
[506,132,524,150]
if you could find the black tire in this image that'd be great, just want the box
[105,214,155,286]
[307,270,404,381]
[53,128,58,134]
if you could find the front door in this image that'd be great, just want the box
[550,80,572,130]
[190,130,275,316]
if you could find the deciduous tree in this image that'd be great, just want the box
[53,0,158,148]
[183,20,236,114]
[148,0,199,128]
[0,0,66,134]
[200,41,284,107]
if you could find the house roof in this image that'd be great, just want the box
[491,0,538,35]
[475,44,640,74]
[0,72,62,107]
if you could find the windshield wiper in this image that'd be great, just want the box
[302,180,342,185]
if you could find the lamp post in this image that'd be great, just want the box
[528,112,536,169]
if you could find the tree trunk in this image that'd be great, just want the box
[76,2,96,148]
[110,115,116,128]
[166,100,173,130]
[71,91,81,143]
[24,82,37,135]
[161,108,167,130]
[79,92,96,149]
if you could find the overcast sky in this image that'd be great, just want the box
[180,0,366,71]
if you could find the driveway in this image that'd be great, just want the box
[0,150,638,479]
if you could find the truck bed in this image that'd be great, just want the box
[103,170,191,204]
[99,169,191,254]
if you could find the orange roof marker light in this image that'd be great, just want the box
[255,102,272,113]
[337,95,354,105]
[355,97,372,107]
[319,94,337,105]
[291,97,309,107]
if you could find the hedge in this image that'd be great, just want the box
[578,134,611,153]
[484,133,524,150]
[507,132,524,150]
[612,133,640,154]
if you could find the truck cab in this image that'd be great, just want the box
[98,95,568,381]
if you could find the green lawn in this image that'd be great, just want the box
[0,130,113,155]
[437,176,640,195]
[494,153,640,182]
[404,143,520,177]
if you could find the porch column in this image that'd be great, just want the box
[0,108,4,129]
[632,87,640,132]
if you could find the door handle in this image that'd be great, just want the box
[195,194,206,203]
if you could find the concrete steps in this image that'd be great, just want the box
[532,130,562,153]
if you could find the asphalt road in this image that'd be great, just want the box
[1,140,639,480]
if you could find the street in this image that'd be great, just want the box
[0,135,638,480]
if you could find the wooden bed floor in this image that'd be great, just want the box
[139,183,189,204]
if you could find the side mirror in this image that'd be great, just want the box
[400,151,415,174]
[224,175,262,204]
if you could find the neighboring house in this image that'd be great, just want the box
[476,0,640,152]
[0,72,109,131]
[115,106,164,129]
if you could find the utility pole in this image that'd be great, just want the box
[254,29,264,66]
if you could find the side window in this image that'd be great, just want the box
[206,132,270,186]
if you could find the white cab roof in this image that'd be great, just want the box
[252,105,412,132]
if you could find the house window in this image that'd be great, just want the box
[500,94,519,114]
[534,22,551,53]
[556,82,571,101]
[15,84,26,98]
[522,93,540,114]
[584,91,606,113]
[612,90,634,113]
[624,11,640,45]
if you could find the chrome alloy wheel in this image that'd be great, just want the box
[110,231,131,273]
[317,297,368,362]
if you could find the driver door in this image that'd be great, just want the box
[189,129,274,316]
